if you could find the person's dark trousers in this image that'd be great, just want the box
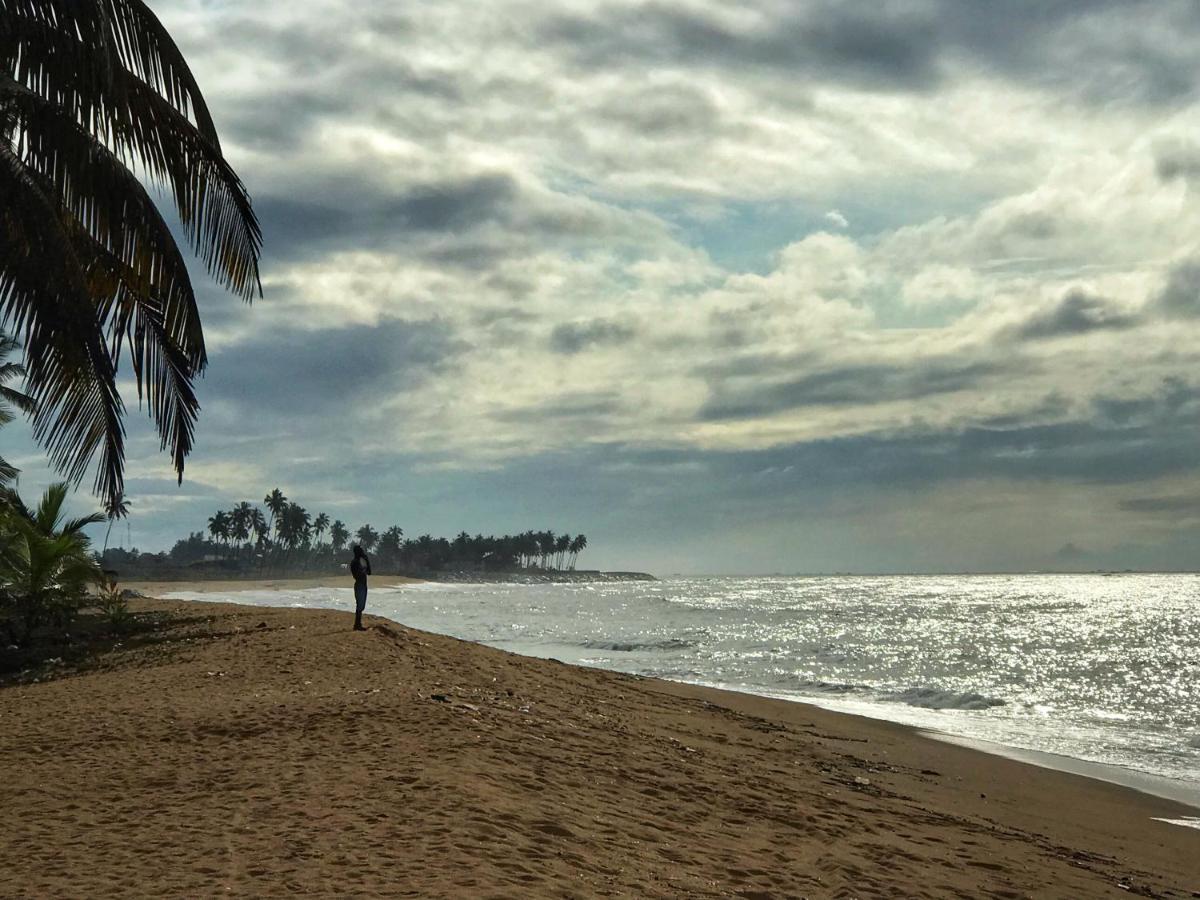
[354,581,367,630]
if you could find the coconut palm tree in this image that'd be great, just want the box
[230,502,254,556]
[101,492,130,556]
[568,534,587,570]
[0,334,34,485]
[0,481,103,643]
[355,524,378,554]
[207,510,230,555]
[330,519,349,553]
[312,512,330,546]
[264,489,286,542]
[1,1,262,507]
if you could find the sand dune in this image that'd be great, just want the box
[1,597,1196,898]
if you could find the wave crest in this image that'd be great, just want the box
[894,686,1007,711]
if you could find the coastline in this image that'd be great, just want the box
[2,595,1196,897]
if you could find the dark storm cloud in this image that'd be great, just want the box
[699,359,1001,421]
[1153,140,1200,183]
[202,318,466,420]
[1154,259,1200,318]
[540,0,1199,104]
[549,319,637,354]
[256,174,520,259]
[541,3,943,91]
[1009,289,1139,341]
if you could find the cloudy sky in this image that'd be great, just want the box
[11,0,1200,573]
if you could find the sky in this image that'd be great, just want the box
[8,0,1200,573]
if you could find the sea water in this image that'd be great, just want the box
[166,574,1200,796]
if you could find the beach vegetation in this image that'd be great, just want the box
[0,0,262,508]
[96,488,592,580]
[0,482,103,645]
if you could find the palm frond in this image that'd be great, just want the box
[1,9,261,300]
[1,0,262,504]
[1,74,206,368]
[0,143,127,501]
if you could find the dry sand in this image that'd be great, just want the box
[1,597,1196,898]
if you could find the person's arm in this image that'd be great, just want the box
[365,555,372,576]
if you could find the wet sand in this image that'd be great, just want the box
[1,597,1196,898]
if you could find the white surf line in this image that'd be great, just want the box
[1150,817,1200,830]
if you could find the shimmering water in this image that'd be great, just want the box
[167,574,1200,790]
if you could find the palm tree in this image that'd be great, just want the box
[355,524,378,554]
[0,334,34,484]
[207,510,230,555]
[101,492,130,556]
[230,501,254,558]
[379,525,403,568]
[312,512,330,545]
[264,489,287,542]
[555,533,571,570]
[330,519,349,553]
[1,1,262,507]
[278,502,310,572]
[568,534,587,570]
[0,482,103,643]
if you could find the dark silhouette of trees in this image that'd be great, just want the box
[355,524,379,554]
[1,0,262,506]
[99,485,592,578]
[330,520,349,553]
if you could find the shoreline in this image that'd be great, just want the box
[2,595,1196,896]
[140,578,1200,811]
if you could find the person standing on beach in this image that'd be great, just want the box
[350,544,371,631]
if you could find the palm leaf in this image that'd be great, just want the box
[0,1,262,504]
[0,143,127,501]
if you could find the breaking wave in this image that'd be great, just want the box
[582,638,699,652]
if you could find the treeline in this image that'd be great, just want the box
[101,488,588,577]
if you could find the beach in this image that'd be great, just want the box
[1,594,1197,898]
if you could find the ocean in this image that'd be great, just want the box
[166,573,1200,802]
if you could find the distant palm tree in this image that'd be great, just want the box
[312,512,330,546]
[264,489,286,542]
[207,510,230,555]
[355,524,378,554]
[380,525,403,568]
[101,492,130,556]
[230,502,254,557]
[568,534,587,570]
[0,335,34,485]
[330,519,349,553]
[1,1,262,506]
[555,533,571,570]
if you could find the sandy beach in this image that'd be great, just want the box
[122,575,424,596]
[1,595,1197,898]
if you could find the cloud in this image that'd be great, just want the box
[202,317,467,424]
[549,319,638,355]
[700,358,1005,421]
[1154,259,1200,318]
[540,1,1200,104]
[1119,495,1200,514]
[1153,139,1200,183]
[1008,289,1140,341]
[824,210,849,229]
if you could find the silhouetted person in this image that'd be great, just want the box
[351,544,371,631]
